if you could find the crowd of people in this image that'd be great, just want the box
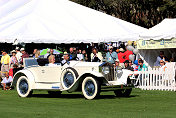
[0,44,172,90]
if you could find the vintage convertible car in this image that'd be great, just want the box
[12,58,135,100]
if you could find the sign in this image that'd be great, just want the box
[137,38,176,49]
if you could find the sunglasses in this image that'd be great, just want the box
[160,62,164,63]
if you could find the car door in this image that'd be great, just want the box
[30,66,62,83]
[41,66,62,83]
[28,66,46,83]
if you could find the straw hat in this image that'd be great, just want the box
[119,48,124,52]
[20,48,25,51]
[11,50,16,54]
[62,52,69,58]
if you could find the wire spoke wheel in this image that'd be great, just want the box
[61,68,78,89]
[85,80,95,96]
[82,77,100,100]
[17,76,33,97]
[19,80,29,95]
[63,72,74,88]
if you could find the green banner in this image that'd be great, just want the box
[137,38,176,49]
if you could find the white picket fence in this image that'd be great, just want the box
[136,62,176,91]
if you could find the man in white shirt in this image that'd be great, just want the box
[15,47,22,63]
[1,72,13,90]
[77,49,84,61]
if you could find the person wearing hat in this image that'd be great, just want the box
[20,48,29,65]
[105,46,118,64]
[114,59,122,70]
[9,50,18,68]
[61,52,70,66]
[15,47,22,63]
[1,51,10,78]
[117,48,125,63]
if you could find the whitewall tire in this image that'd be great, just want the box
[82,77,100,100]
[16,76,33,97]
[61,68,78,89]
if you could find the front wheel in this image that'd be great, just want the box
[114,88,132,97]
[16,76,33,97]
[82,77,100,100]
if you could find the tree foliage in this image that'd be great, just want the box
[71,0,176,28]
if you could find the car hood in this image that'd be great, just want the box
[69,61,102,67]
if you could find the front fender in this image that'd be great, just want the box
[12,69,35,89]
[67,71,107,92]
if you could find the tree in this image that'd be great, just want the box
[70,0,176,28]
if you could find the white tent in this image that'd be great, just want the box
[138,18,176,67]
[0,0,147,43]
[140,18,176,40]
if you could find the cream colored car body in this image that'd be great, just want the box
[13,58,134,92]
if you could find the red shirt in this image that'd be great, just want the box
[9,68,13,78]
[21,52,29,64]
[124,50,133,60]
[117,52,125,63]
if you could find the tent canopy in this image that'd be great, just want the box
[140,18,176,40]
[0,0,147,43]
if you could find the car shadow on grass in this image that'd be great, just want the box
[99,95,139,99]
[32,93,84,99]
[31,93,139,99]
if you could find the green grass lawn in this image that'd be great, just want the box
[0,88,176,118]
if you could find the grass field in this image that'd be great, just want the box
[0,88,176,118]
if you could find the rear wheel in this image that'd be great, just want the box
[16,76,33,97]
[82,77,100,100]
[114,88,132,97]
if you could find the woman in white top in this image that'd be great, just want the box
[91,48,103,62]
[159,60,167,72]
[48,55,57,67]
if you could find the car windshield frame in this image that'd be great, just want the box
[24,58,39,67]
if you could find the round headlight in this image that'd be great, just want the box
[102,67,110,74]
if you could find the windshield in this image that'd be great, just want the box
[24,58,38,67]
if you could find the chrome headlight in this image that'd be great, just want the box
[102,66,110,74]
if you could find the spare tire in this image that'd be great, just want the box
[61,67,78,89]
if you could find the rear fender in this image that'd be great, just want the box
[12,70,35,89]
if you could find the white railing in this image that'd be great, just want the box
[136,62,176,91]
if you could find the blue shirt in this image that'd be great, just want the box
[106,52,118,64]
[155,56,162,66]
